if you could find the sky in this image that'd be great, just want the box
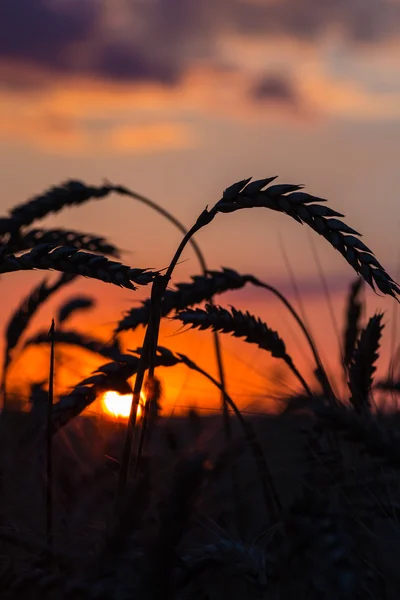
[0,0,399,415]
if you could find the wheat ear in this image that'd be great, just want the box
[0,180,125,234]
[348,313,384,414]
[1,272,75,405]
[176,304,312,396]
[0,244,157,289]
[213,177,400,299]
[5,228,120,258]
[23,330,121,361]
[51,349,179,432]
[115,267,247,334]
[57,295,95,325]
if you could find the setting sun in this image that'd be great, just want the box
[101,391,145,419]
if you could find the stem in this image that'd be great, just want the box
[248,276,334,398]
[120,189,227,412]
[115,214,214,510]
[284,356,313,396]
[46,319,55,559]
[1,354,9,410]
[134,277,164,477]
[114,323,151,515]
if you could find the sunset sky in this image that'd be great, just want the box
[1,0,399,415]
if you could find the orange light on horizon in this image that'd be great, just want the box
[101,390,145,419]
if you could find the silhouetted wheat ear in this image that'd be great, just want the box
[4,272,75,358]
[57,295,95,325]
[348,312,384,414]
[177,304,287,358]
[2,272,75,398]
[115,267,248,334]
[5,228,120,258]
[0,180,125,234]
[0,244,157,289]
[176,304,311,394]
[52,349,180,431]
[214,177,400,299]
[343,278,364,368]
[23,330,121,361]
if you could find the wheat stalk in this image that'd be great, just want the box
[213,177,400,299]
[46,319,55,558]
[0,244,157,289]
[57,295,95,325]
[23,330,121,361]
[348,313,384,414]
[176,304,312,395]
[4,228,120,258]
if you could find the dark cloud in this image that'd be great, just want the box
[0,0,94,71]
[250,74,301,106]
[93,44,180,84]
[1,0,399,88]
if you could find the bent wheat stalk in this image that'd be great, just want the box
[116,266,331,395]
[176,304,312,396]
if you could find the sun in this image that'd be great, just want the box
[101,390,145,419]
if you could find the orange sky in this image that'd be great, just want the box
[0,0,399,415]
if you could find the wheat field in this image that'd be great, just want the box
[0,176,399,599]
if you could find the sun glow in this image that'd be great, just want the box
[101,391,145,419]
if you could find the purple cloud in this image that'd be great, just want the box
[1,0,399,89]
